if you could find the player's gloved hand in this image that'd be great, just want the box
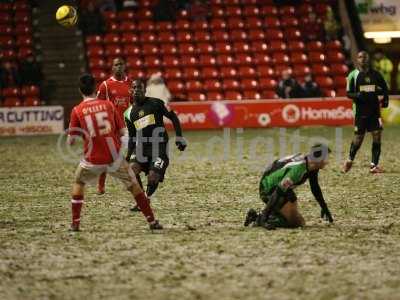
[382,97,389,108]
[126,153,136,162]
[175,136,187,151]
[321,206,333,223]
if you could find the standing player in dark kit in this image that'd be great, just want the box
[125,79,187,210]
[245,144,333,230]
[343,51,389,174]
[96,57,131,194]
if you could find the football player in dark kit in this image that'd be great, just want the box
[343,51,389,174]
[125,79,187,211]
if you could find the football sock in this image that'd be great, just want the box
[71,195,84,227]
[98,172,106,191]
[372,142,381,166]
[134,192,155,223]
[349,141,361,161]
[146,181,159,197]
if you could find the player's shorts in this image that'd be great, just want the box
[132,145,169,181]
[74,159,137,189]
[259,183,297,211]
[354,115,383,135]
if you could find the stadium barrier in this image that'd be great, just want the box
[167,98,355,129]
[0,106,64,136]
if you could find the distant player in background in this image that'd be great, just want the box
[245,144,333,230]
[96,57,131,194]
[67,74,162,231]
[343,51,389,174]
[125,79,187,211]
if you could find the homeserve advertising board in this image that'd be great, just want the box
[168,98,354,129]
[0,106,64,136]
[356,0,400,31]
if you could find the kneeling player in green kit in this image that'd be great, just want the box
[244,144,333,230]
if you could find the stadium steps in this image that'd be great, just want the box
[34,0,85,124]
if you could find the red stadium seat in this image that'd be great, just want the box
[160,44,178,55]
[315,76,334,88]
[217,54,235,66]
[225,0,241,5]
[183,68,201,80]
[103,33,120,44]
[264,17,281,28]
[323,89,336,97]
[162,55,180,68]
[215,43,233,54]
[336,88,347,97]
[334,76,347,88]
[227,17,245,29]
[309,52,326,63]
[121,33,139,44]
[330,63,349,76]
[224,91,243,100]
[298,3,313,15]
[2,49,16,60]
[21,85,39,97]
[251,41,269,53]
[197,43,214,54]
[270,41,287,52]
[156,21,173,31]
[235,54,253,66]
[204,80,222,92]
[118,10,135,21]
[86,35,102,45]
[226,6,242,17]
[181,55,199,67]
[291,52,308,64]
[222,79,241,90]
[248,29,265,41]
[210,18,227,30]
[230,30,248,41]
[259,78,277,90]
[211,6,225,17]
[176,31,193,43]
[4,97,22,107]
[193,31,211,42]
[158,32,176,43]
[179,43,196,55]
[245,17,262,29]
[0,35,14,48]
[292,65,311,77]
[0,3,12,11]
[137,8,153,20]
[0,12,12,24]
[18,47,32,59]
[188,92,206,101]
[199,55,217,67]
[142,44,159,56]
[169,80,186,93]
[88,57,107,70]
[241,79,259,90]
[253,53,271,65]
[327,51,345,63]
[288,41,305,52]
[315,3,328,15]
[326,40,343,50]
[128,69,146,79]
[281,17,299,27]
[238,66,256,78]
[164,68,183,80]
[3,87,19,97]
[192,20,209,30]
[102,11,116,22]
[13,1,30,11]
[311,64,330,75]
[123,45,140,56]
[107,22,119,33]
[284,28,302,40]
[105,45,123,57]
[213,30,229,42]
[279,5,296,16]
[202,67,219,79]
[126,56,143,69]
[120,21,136,32]
[257,66,275,77]
[207,92,224,101]
[87,45,104,57]
[243,90,262,99]
[0,25,13,35]
[262,90,277,99]
[186,80,202,92]
[137,20,155,31]
[242,0,260,5]
[177,9,189,19]
[24,97,40,106]
[175,19,190,31]
[220,67,238,78]
[273,53,290,64]
[144,56,162,68]
[233,42,251,53]
[260,5,278,16]
[140,32,157,44]
[306,41,324,51]
[15,24,31,35]
[92,69,108,81]
[243,6,260,17]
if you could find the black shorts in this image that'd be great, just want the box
[354,115,383,135]
[260,186,297,211]
[133,147,169,182]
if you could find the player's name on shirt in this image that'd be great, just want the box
[82,103,108,115]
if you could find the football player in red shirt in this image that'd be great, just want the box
[96,57,131,194]
[67,74,162,231]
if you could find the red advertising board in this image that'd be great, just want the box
[167,98,354,129]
